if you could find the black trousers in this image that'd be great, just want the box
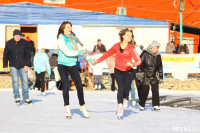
[35,72,45,92]
[58,64,85,106]
[110,73,116,91]
[139,79,160,107]
[114,68,133,104]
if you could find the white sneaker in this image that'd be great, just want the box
[80,104,90,118]
[42,92,46,96]
[35,87,38,91]
[65,105,72,118]
[94,85,98,90]
[123,99,128,108]
[154,106,160,110]
[132,101,136,107]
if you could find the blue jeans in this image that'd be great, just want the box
[10,67,29,100]
[94,75,102,85]
[131,79,136,101]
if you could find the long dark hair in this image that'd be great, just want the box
[57,21,75,39]
[119,28,134,43]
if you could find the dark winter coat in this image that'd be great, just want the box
[137,50,163,85]
[3,38,31,69]
[93,44,107,52]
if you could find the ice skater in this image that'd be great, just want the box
[90,28,141,119]
[135,41,163,111]
[33,48,51,96]
[57,21,89,118]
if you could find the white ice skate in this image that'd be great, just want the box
[117,104,124,120]
[123,99,128,108]
[65,105,72,119]
[132,101,136,107]
[139,105,144,111]
[41,92,46,96]
[154,106,160,111]
[15,98,20,106]
[25,99,32,106]
[80,104,90,118]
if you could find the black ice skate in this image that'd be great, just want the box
[15,98,20,106]
[153,106,160,111]
[25,99,32,106]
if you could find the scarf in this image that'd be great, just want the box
[65,34,84,47]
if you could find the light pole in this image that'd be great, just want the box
[180,0,185,45]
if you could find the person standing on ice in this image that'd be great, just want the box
[90,28,141,119]
[135,41,163,111]
[91,49,103,90]
[3,29,32,105]
[33,48,51,96]
[57,21,89,118]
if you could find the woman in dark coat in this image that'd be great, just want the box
[136,41,163,110]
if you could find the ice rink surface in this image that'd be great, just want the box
[0,89,199,133]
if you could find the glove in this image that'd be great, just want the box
[136,72,144,82]
[81,49,87,55]
[159,79,163,84]
[90,59,97,66]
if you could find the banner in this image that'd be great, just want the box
[161,54,200,73]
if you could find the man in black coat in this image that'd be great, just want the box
[3,29,32,105]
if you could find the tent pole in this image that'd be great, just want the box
[180,11,183,45]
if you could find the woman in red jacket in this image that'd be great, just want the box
[90,28,141,119]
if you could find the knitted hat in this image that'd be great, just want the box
[13,29,21,36]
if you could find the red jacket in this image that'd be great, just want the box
[97,42,141,71]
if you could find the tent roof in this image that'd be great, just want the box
[0,2,168,25]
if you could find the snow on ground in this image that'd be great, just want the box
[0,89,199,133]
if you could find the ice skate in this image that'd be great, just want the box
[65,105,72,119]
[25,99,32,106]
[117,104,124,120]
[132,101,136,107]
[154,106,160,111]
[15,98,20,106]
[80,104,90,118]
[41,92,46,96]
[123,98,128,108]
[94,85,98,90]
[139,104,144,111]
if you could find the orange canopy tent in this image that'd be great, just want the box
[1,0,200,28]
[1,0,200,52]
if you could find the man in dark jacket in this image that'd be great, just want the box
[93,39,107,52]
[3,29,32,105]
[136,41,163,111]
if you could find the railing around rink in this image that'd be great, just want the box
[163,66,200,88]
